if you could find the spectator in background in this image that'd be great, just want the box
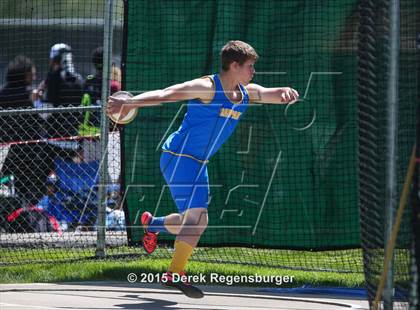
[81,46,103,132]
[36,43,84,161]
[84,47,122,100]
[0,55,43,142]
[42,43,84,107]
[80,47,121,161]
[81,47,121,132]
[0,55,49,205]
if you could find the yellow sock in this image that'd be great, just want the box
[168,240,194,274]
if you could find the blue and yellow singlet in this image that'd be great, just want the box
[162,74,249,163]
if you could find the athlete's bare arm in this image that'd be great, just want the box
[107,78,214,116]
[246,83,299,104]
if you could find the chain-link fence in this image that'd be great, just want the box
[0,0,129,264]
[0,108,128,262]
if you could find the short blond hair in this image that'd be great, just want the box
[220,40,258,71]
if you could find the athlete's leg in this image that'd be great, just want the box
[159,153,209,298]
[157,151,209,232]
[161,206,207,298]
[142,152,208,253]
[163,207,207,236]
[162,213,183,234]
[176,207,208,245]
[165,156,210,272]
[168,207,208,273]
[144,205,207,236]
[142,212,182,234]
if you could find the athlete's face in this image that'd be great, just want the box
[237,59,255,85]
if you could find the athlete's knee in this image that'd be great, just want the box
[181,208,208,237]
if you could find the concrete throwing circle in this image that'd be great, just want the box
[0,282,369,310]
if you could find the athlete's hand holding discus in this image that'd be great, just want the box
[278,87,299,104]
[107,90,163,124]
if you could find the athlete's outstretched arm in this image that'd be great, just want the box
[246,83,299,104]
[107,78,213,115]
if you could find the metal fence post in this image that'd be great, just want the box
[384,0,400,308]
[96,0,114,258]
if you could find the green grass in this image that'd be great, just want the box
[0,258,364,288]
[0,247,365,288]
[0,246,363,273]
[0,248,96,264]
[193,247,364,273]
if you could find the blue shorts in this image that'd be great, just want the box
[160,151,210,213]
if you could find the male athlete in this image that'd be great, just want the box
[107,40,299,298]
